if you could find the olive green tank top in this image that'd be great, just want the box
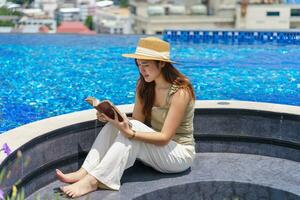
[151,84,195,146]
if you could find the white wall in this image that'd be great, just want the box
[0,27,12,33]
[42,3,58,18]
[236,4,290,29]
[96,8,131,34]
[18,18,57,32]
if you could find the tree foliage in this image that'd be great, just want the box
[9,0,34,8]
[0,7,21,16]
[0,20,15,27]
[84,15,94,30]
[120,0,128,8]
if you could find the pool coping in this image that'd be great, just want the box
[1,100,300,164]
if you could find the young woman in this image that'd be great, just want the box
[56,37,196,198]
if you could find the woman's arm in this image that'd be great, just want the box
[102,88,191,146]
[132,90,146,122]
[101,86,191,146]
[133,89,191,145]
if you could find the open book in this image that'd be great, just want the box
[85,97,124,122]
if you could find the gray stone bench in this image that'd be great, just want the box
[26,153,300,200]
[1,106,300,199]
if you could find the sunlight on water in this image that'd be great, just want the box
[0,34,299,132]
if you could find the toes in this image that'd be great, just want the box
[69,191,76,198]
[65,187,71,193]
[56,169,63,176]
[62,186,70,194]
[56,169,65,181]
[56,169,59,176]
[66,190,73,197]
[60,186,65,193]
[71,192,76,198]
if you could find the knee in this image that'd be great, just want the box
[129,119,143,126]
[115,132,133,145]
[104,122,113,128]
[101,122,117,133]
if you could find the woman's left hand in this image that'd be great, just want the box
[101,109,134,138]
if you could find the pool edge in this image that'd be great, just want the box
[1,100,300,164]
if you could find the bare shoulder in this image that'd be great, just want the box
[170,88,192,105]
[173,88,191,99]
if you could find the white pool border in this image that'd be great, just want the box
[1,100,300,164]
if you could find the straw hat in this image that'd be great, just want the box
[122,37,175,63]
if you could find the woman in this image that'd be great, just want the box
[56,37,196,198]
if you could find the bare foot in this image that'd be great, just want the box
[60,174,98,198]
[56,168,87,183]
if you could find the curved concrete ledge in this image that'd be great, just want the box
[0,104,134,164]
[1,100,299,164]
[0,100,300,199]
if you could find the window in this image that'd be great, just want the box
[291,9,300,17]
[266,11,280,16]
[165,7,169,15]
[130,5,136,15]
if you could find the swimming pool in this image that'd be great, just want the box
[0,33,299,133]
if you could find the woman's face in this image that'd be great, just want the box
[136,59,162,82]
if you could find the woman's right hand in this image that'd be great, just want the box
[96,111,108,123]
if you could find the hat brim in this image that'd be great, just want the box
[122,53,177,63]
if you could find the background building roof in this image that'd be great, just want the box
[57,21,96,34]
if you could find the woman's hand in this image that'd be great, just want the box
[96,111,108,123]
[101,110,134,139]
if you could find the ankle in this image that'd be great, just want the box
[87,174,98,187]
[79,168,88,175]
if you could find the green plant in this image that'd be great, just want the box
[0,145,26,200]
[0,145,65,200]
[0,143,11,200]
[84,15,94,30]
[1,168,61,200]
[120,0,128,8]
[0,20,15,27]
[7,0,33,8]
[0,7,21,16]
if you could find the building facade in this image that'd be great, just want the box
[17,16,57,33]
[95,6,131,34]
[235,3,300,29]
[129,0,300,34]
[57,7,80,22]
[129,0,236,34]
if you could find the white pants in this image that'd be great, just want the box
[81,120,195,190]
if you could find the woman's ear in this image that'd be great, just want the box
[158,61,166,68]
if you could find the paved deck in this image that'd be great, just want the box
[26,153,300,200]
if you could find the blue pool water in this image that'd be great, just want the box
[0,34,299,133]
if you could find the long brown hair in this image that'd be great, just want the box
[135,60,195,119]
